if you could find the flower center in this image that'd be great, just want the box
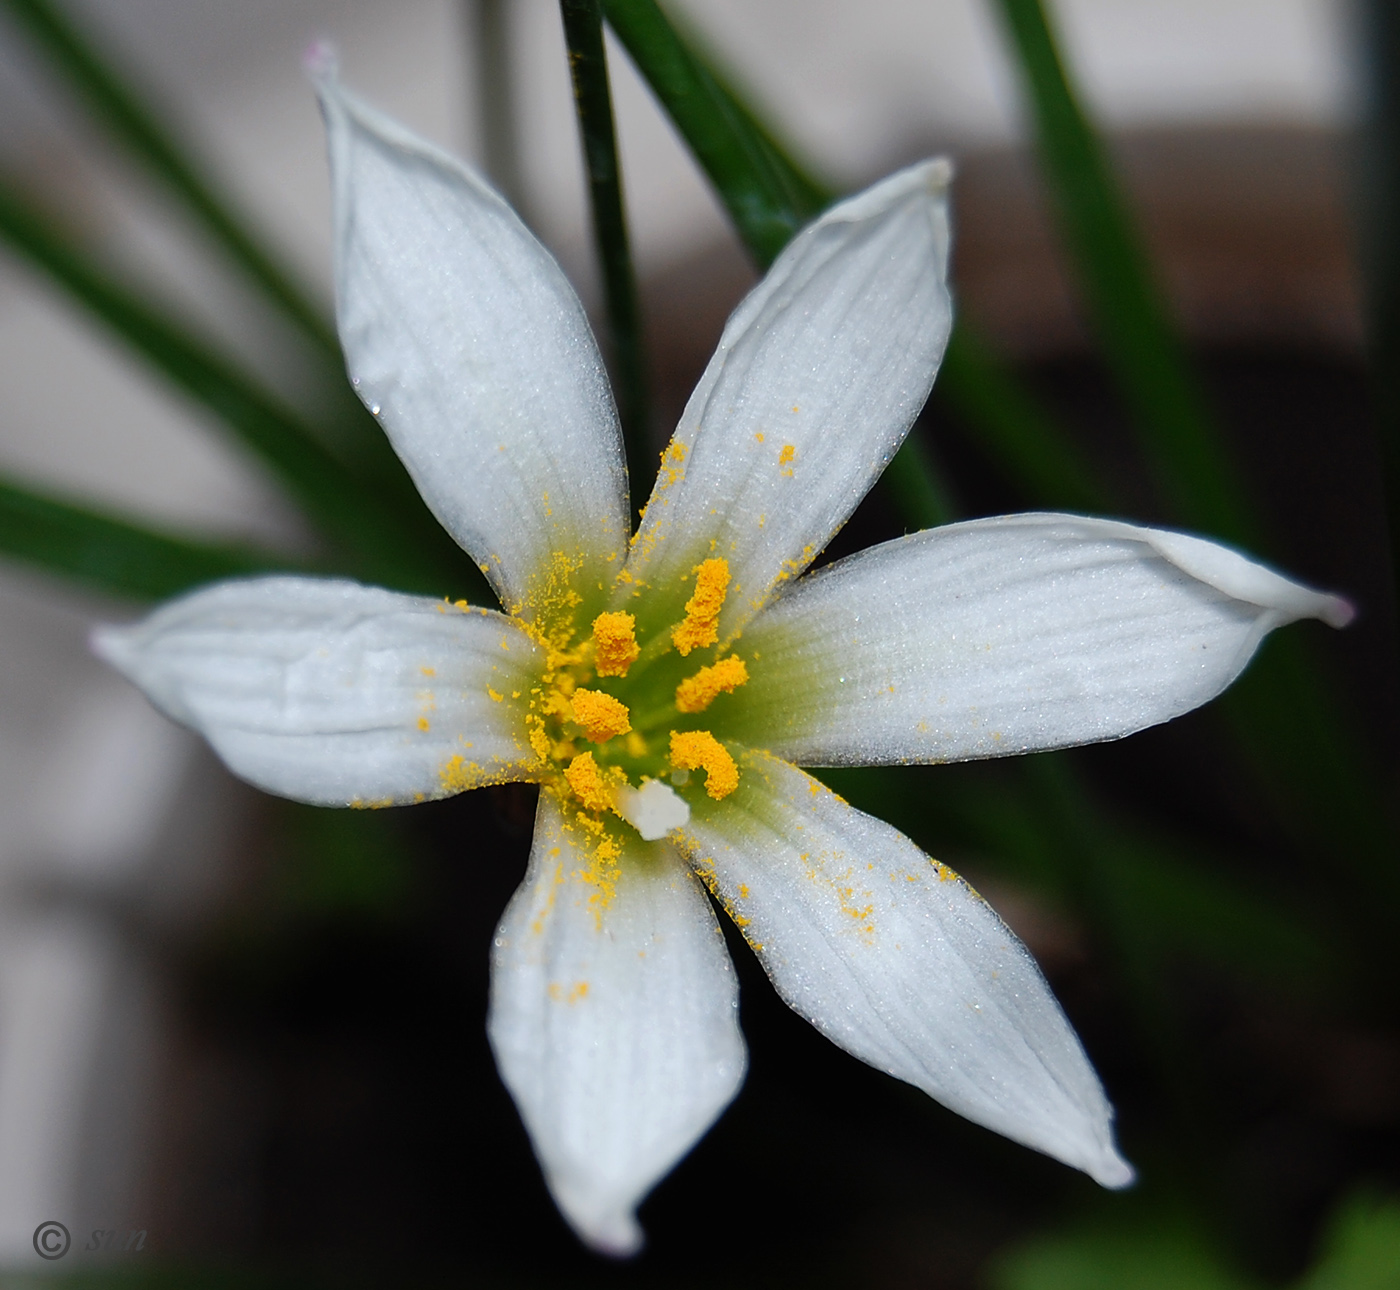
[523,556,750,845]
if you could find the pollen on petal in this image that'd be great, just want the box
[591,610,640,677]
[671,558,730,655]
[570,688,632,743]
[670,730,739,800]
[675,655,749,713]
[565,752,616,813]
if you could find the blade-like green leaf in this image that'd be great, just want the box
[601,0,820,263]
[0,475,309,601]
[989,0,1256,546]
[0,175,477,597]
[600,0,1095,520]
[559,0,652,513]
[0,0,338,360]
[937,325,1109,513]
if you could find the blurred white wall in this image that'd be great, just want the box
[0,0,1360,1267]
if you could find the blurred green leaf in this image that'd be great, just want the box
[0,174,477,597]
[601,0,1098,524]
[602,0,822,263]
[0,0,338,360]
[1296,1193,1400,1290]
[992,0,1396,919]
[0,474,308,600]
[989,0,1254,546]
[560,0,652,512]
[991,1224,1256,1290]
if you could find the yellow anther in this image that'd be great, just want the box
[671,558,730,656]
[670,730,739,800]
[675,655,749,714]
[565,752,616,813]
[591,611,640,677]
[570,688,632,743]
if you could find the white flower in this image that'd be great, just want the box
[93,71,1352,1256]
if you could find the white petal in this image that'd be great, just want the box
[489,793,746,1254]
[623,161,953,632]
[727,512,1352,765]
[316,68,629,617]
[93,577,543,806]
[677,751,1132,1187]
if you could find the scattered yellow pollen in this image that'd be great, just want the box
[670,730,739,800]
[591,611,640,677]
[548,981,590,1005]
[527,714,551,761]
[417,716,430,732]
[738,884,750,898]
[439,754,484,793]
[675,655,749,713]
[754,432,765,443]
[420,666,436,677]
[566,752,616,813]
[570,689,632,743]
[487,687,503,702]
[672,558,730,655]
[778,443,796,466]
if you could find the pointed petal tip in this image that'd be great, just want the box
[89,622,133,672]
[302,38,339,86]
[825,156,952,224]
[1088,1148,1137,1190]
[558,1195,644,1259]
[1320,594,1356,630]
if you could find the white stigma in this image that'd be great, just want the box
[616,778,690,841]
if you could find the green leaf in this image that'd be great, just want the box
[990,1207,1260,1290]
[1296,1193,1400,1290]
[0,475,309,601]
[559,0,653,513]
[600,0,1095,522]
[601,0,822,264]
[0,0,339,359]
[937,325,1109,513]
[989,0,1255,546]
[0,174,477,597]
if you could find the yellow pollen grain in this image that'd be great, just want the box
[570,688,632,743]
[778,443,796,465]
[417,716,430,732]
[670,730,739,800]
[591,611,640,677]
[526,714,551,762]
[565,752,616,813]
[671,558,730,656]
[675,655,749,713]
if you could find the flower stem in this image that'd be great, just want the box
[558,0,652,521]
